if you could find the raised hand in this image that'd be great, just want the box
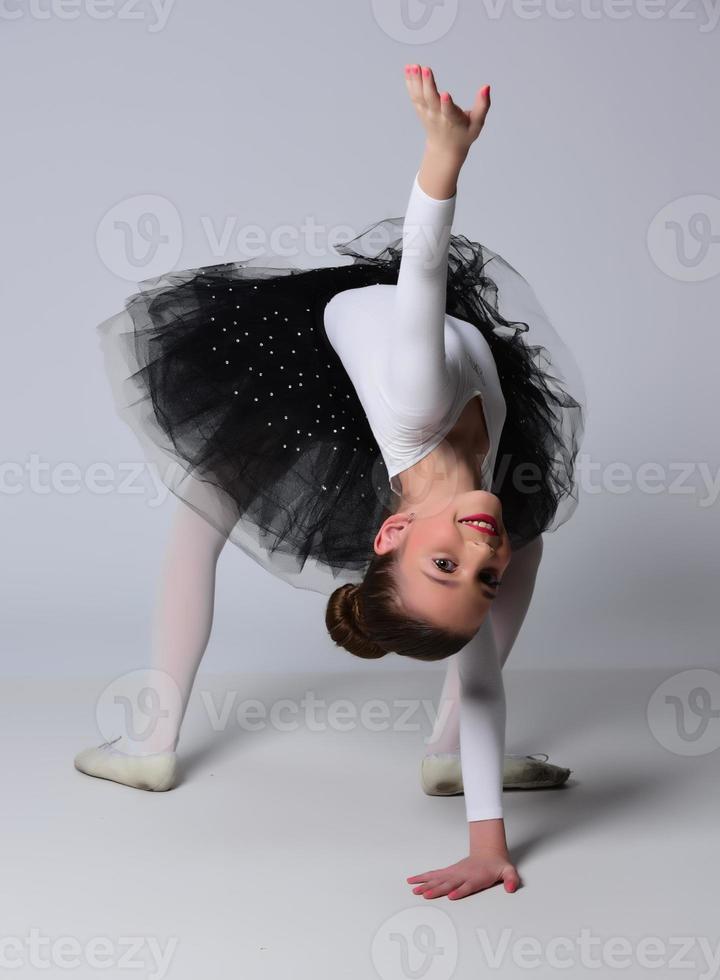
[404,64,491,163]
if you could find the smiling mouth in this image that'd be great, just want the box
[457,513,498,536]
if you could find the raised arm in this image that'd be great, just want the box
[386,66,492,415]
[386,161,457,415]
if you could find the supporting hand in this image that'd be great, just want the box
[406,851,520,901]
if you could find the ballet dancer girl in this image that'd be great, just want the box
[74,65,584,900]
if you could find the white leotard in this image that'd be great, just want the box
[323,172,508,822]
[323,171,507,498]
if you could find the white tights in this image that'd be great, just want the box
[135,488,233,754]
[131,487,543,757]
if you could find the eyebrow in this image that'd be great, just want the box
[420,570,495,601]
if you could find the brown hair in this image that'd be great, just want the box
[325,551,474,662]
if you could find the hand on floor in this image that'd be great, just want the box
[406,851,520,901]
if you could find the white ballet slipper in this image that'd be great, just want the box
[502,752,572,789]
[73,737,178,792]
[421,751,572,796]
[420,753,463,796]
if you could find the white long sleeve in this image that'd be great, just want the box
[384,172,455,417]
[456,615,506,821]
[323,171,506,495]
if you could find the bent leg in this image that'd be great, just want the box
[424,649,462,754]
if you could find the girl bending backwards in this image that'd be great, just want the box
[74,65,584,901]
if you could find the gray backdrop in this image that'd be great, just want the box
[2,0,718,677]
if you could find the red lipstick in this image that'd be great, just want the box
[457,513,499,536]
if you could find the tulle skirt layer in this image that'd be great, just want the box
[97,215,585,594]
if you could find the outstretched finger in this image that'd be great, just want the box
[448,880,475,900]
[422,879,456,899]
[406,871,439,883]
[468,84,491,137]
[412,883,435,895]
[420,66,441,109]
[404,63,423,102]
[439,91,463,120]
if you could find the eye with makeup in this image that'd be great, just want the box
[432,558,502,589]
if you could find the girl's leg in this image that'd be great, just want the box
[74,479,236,788]
[138,490,233,754]
[424,535,544,755]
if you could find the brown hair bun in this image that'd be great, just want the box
[324,552,473,663]
[325,583,388,659]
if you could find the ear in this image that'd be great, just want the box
[374,512,413,555]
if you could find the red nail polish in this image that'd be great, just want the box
[422,67,429,77]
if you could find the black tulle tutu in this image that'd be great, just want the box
[97,213,585,594]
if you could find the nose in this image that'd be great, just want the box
[468,537,497,562]
[458,523,502,568]
[468,534,497,549]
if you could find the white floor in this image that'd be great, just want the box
[2,666,717,979]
